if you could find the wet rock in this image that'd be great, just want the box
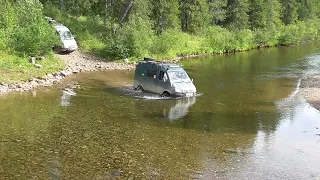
[73,70,80,74]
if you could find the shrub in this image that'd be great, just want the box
[105,16,155,60]
[278,22,307,44]
[253,27,279,47]
[0,29,6,50]
[233,29,256,51]
[0,0,59,56]
[204,26,234,53]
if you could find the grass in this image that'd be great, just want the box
[0,51,65,83]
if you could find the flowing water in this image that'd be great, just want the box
[1,43,320,179]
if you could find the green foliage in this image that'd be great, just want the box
[233,29,256,50]
[281,0,299,25]
[297,0,318,21]
[150,29,206,59]
[249,0,267,29]
[208,0,227,25]
[278,22,306,44]
[253,27,279,46]
[225,0,250,30]
[265,0,282,28]
[0,0,59,56]
[105,16,155,59]
[36,0,320,61]
[0,29,7,50]
[204,26,234,53]
[179,0,210,33]
[151,0,180,34]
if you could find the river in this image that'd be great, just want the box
[1,43,320,179]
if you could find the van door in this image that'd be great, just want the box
[155,70,170,94]
[145,68,157,92]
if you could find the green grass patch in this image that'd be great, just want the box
[0,51,65,83]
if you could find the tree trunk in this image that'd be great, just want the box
[118,0,134,29]
[59,0,63,10]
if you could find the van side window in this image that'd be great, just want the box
[159,71,164,80]
[147,69,156,78]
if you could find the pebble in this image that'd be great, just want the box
[0,51,135,94]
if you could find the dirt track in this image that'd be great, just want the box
[56,51,134,72]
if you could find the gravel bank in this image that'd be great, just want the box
[301,75,320,110]
[0,51,135,94]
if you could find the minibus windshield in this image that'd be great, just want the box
[167,71,190,82]
[59,31,73,40]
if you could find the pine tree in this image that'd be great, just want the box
[179,0,210,33]
[208,0,227,25]
[281,0,298,25]
[264,0,282,28]
[225,0,249,30]
[297,0,318,20]
[151,0,180,34]
[248,0,267,29]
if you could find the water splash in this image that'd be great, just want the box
[118,86,202,100]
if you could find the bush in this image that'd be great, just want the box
[105,16,155,60]
[0,29,6,50]
[303,20,319,41]
[253,27,279,47]
[233,29,256,51]
[150,29,206,59]
[0,0,59,56]
[204,26,234,53]
[278,22,306,44]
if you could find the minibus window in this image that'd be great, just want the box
[147,69,156,78]
[159,71,164,80]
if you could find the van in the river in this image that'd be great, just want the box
[134,58,197,97]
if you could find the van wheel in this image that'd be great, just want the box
[136,85,144,92]
[162,91,170,97]
[53,46,62,54]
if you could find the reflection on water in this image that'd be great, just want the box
[60,88,76,107]
[166,97,196,120]
[1,43,320,179]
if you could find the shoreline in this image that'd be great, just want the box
[0,51,135,94]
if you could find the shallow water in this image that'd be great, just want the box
[1,43,320,179]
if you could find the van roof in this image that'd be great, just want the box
[137,58,183,70]
[54,24,70,31]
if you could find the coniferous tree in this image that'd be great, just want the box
[151,0,180,34]
[225,0,249,30]
[179,0,210,33]
[248,0,267,29]
[208,0,227,25]
[281,0,298,25]
[297,0,318,20]
[265,0,282,27]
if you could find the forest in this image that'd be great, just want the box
[1,0,320,61]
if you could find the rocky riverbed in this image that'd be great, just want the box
[0,51,135,94]
[301,75,320,110]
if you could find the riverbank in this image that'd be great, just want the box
[0,51,135,94]
[301,76,320,110]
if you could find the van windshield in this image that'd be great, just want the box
[167,71,190,82]
[59,31,73,40]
